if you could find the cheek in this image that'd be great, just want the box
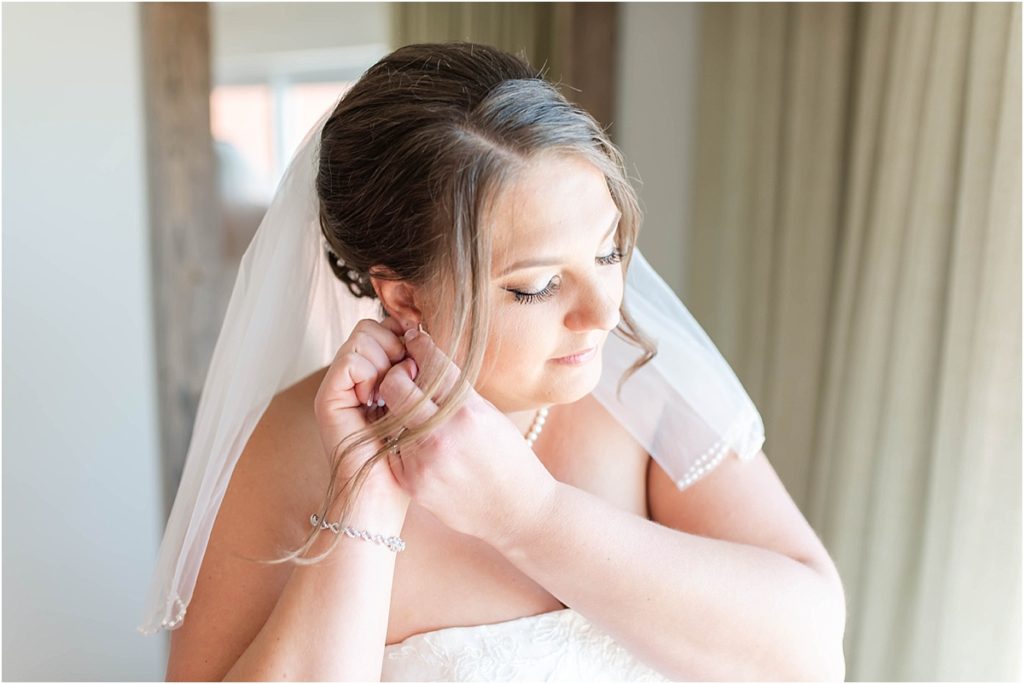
[610,265,626,300]
[480,306,555,375]
[604,269,626,324]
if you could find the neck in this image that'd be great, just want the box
[505,404,552,436]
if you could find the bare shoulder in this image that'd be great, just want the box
[541,391,651,517]
[165,367,329,681]
[572,391,649,461]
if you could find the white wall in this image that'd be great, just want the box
[212,1,391,58]
[615,2,701,296]
[2,3,165,680]
[211,2,391,83]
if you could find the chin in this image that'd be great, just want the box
[542,358,603,405]
[480,353,603,410]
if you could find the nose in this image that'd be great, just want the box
[564,275,622,333]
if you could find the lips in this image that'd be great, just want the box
[557,347,593,359]
[553,346,596,362]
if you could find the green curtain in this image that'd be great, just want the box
[391,2,567,84]
[689,3,1020,680]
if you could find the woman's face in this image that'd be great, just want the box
[471,152,625,412]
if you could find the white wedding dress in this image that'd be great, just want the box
[381,607,670,681]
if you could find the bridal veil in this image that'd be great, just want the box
[138,73,764,637]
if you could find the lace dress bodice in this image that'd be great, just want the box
[381,608,670,681]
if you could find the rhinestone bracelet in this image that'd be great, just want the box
[309,513,406,552]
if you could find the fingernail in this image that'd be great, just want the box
[404,327,418,341]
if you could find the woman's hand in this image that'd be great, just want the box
[378,327,559,546]
[313,316,418,509]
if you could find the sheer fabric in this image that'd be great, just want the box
[138,100,765,636]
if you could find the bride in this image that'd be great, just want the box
[141,42,844,681]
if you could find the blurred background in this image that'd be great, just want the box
[2,2,1020,680]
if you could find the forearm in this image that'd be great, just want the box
[223,493,408,682]
[494,481,844,681]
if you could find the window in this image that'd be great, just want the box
[210,43,388,204]
[211,79,352,205]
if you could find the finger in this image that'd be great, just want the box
[346,330,400,407]
[378,315,409,340]
[347,319,411,406]
[348,330,393,377]
[318,348,381,410]
[402,328,462,405]
[379,357,438,430]
[351,318,408,365]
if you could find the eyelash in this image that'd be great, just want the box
[508,247,624,305]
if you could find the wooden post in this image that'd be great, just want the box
[140,3,224,518]
[552,2,620,141]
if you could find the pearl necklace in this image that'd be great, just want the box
[524,406,550,448]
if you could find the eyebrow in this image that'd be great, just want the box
[497,210,623,277]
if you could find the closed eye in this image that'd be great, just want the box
[506,247,624,304]
[596,247,624,267]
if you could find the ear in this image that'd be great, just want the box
[369,267,422,329]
